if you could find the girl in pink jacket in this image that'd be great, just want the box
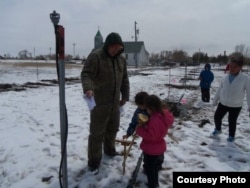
[136,94,174,188]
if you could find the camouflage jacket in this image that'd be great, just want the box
[81,48,130,106]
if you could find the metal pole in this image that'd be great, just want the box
[57,24,68,188]
[49,47,52,62]
[134,21,138,68]
[127,152,143,188]
[50,10,68,188]
[198,48,200,63]
[168,67,171,100]
[34,48,38,80]
[184,61,187,90]
[73,43,76,58]
[134,21,137,42]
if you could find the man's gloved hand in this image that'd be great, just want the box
[119,99,126,106]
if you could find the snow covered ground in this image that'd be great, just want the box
[0,61,250,188]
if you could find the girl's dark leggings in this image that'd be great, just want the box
[144,153,162,188]
[214,103,241,137]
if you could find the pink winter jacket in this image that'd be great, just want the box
[136,109,174,155]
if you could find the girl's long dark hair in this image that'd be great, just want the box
[144,94,165,114]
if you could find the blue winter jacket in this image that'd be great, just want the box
[199,63,214,89]
[126,108,148,137]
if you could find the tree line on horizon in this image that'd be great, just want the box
[1,44,249,65]
[150,44,249,65]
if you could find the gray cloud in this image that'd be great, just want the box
[1,0,250,58]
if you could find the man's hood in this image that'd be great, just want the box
[103,32,124,56]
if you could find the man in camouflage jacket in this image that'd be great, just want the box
[81,32,130,173]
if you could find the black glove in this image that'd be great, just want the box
[119,99,126,106]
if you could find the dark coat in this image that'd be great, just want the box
[81,33,130,106]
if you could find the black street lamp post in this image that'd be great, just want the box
[50,10,68,188]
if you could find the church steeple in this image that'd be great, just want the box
[94,27,103,49]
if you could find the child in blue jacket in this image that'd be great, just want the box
[123,91,149,139]
[199,63,214,102]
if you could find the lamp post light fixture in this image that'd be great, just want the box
[50,10,60,26]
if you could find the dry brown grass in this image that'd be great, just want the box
[0,61,83,69]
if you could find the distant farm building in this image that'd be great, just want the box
[93,29,149,66]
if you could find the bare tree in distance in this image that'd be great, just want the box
[172,49,188,62]
[18,50,32,59]
[235,44,245,55]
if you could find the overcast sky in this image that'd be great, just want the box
[1,0,250,58]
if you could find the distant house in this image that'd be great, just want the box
[93,30,149,66]
[123,41,149,66]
